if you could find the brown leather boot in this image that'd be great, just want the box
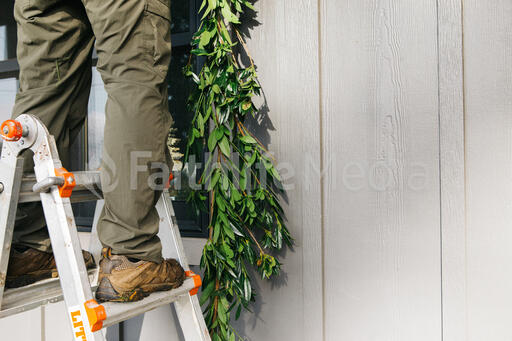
[6,246,95,288]
[95,248,186,302]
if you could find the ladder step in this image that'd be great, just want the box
[102,277,196,328]
[19,171,103,203]
[0,274,196,327]
[0,269,97,318]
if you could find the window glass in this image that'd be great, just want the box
[87,68,107,171]
[171,0,191,34]
[168,45,195,195]
[0,26,8,61]
[0,2,17,61]
[0,78,17,121]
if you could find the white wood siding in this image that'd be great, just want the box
[321,1,442,340]
[238,0,512,340]
[438,1,466,341]
[464,1,512,340]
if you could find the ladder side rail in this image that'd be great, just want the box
[0,115,38,310]
[29,117,105,341]
[0,155,24,309]
[157,193,211,341]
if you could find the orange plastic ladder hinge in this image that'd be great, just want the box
[185,270,202,296]
[84,299,107,332]
[54,167,76,198]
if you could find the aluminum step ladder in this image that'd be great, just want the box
[0,114,211,341]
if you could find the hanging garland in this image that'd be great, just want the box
[183,0,293,340]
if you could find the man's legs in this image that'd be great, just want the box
[81,0,173,263]
[12,0,95,251]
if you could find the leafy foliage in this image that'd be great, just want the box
[184,0,293,339]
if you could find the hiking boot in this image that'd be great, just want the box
[6,246,95,288]
[95,247,186,303]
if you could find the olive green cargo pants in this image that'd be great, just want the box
[11,0,173,262]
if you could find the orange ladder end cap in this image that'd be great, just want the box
[54,167,76,198]
[185,270,202,296]
[0,120,23,142]
[84,299,107,332]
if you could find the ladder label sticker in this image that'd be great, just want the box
[69,306,88,341]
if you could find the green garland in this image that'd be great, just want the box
[183,0,293,340]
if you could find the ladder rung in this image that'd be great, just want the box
[102,277,196,328]
[19,171,103,203]
[0,275,196,326]
[0,269,97,318]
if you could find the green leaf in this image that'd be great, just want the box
[212,84,221,94]
[220,325,228,339]
[217,298,227,323]
[239,173,246,192]
[248,152,257,166]
[243,0,255,10]
[222,173,229,191]
[231,185,242,201]
[216,195,226,211]
[221,4,240,24]
[235,304,242,320]
[213,223,220,243]
[230,223,244,237]
[213,127,224,141]
[221,243,234,258]
[241,101,252,111]
[240,135,257,144]
[200,280,216,305]
[271,166,282,181]
[208,132,217,152]
[191,48,209,56]
[199,30,214,49]
[199,0,207,12]
[209,170,221,190]
[262,157,272,171]
[203,0,217,19]
[243,277,251,302]
[219,136,230,156]
[223,223,235,240]
[219,210,230,227]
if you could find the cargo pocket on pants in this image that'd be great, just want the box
[142,0,172,80]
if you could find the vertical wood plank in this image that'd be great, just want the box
[463,1,512,340]
[44,301,73,341]
[437,1,467,341]
[0,307,42,340]
[138,305,184,341]
[320,1,442,340]
[234,0,323,340]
